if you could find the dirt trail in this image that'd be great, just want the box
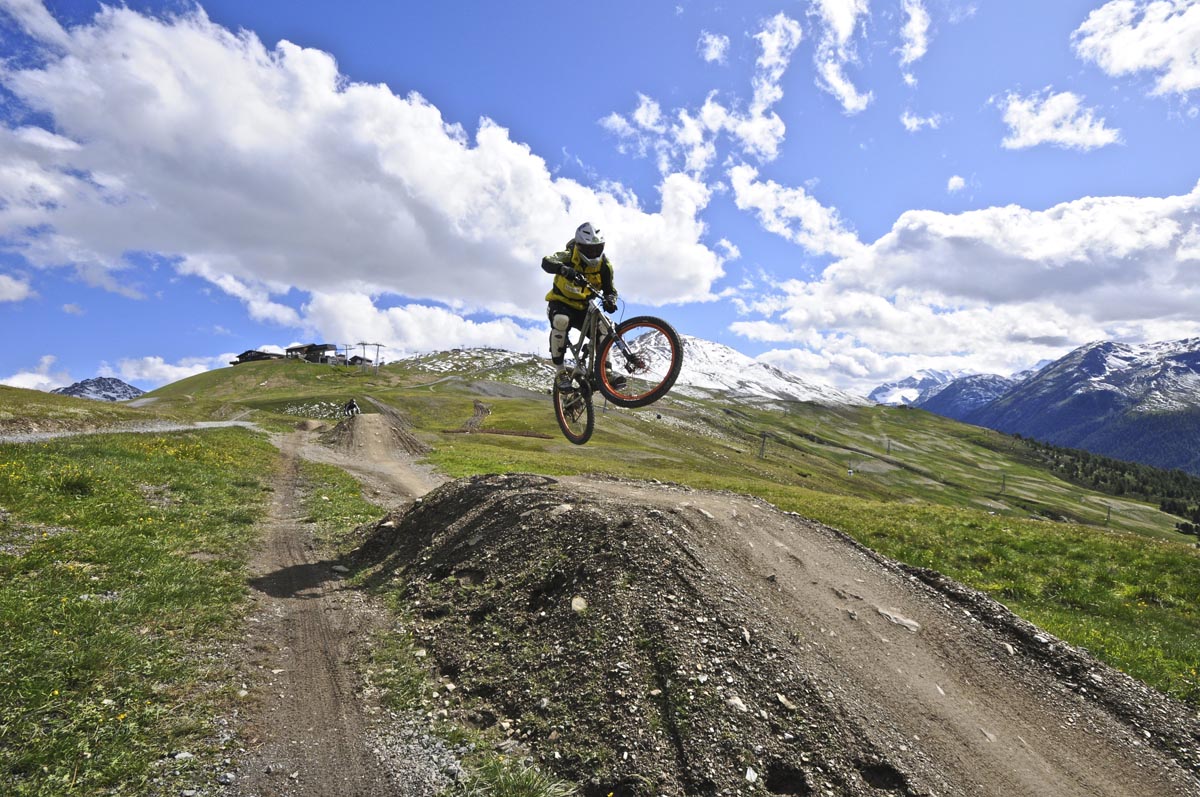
[230,419,442,796]
[570,478,1199,796]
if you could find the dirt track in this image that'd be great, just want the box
[227,414,1200,796]
[572,477,1200,796]
[229,416,442,796]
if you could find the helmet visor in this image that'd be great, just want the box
[578,241,604,261]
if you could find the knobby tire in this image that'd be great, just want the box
[553,378,595,444]
[595,316,683,408]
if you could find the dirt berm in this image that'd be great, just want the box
[354,473,1200,797]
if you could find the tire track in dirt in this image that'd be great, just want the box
[230,429,418,796]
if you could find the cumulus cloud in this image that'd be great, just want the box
[997,89,1121,150]
[1073,0,1200,96]
[729,165,864,258]
[730,181,1200,393]
[0,2,726,354]
[0,0,70,47]
[100,354,234,387]
[604,13,803,173]
[62,302,83,315]
[302,293,547,358]
[0,354,71,391]
[810,0,873,114]
[698,31,730,64]
[947,175,965,193]
[0,273,33,301]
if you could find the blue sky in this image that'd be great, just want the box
[2,0,1200,395]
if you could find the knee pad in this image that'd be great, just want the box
[549,314,571,362]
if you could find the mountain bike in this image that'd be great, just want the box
[552,281,683,445]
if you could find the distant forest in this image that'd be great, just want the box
[1006,436,1200,536]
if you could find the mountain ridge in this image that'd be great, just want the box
[51,376,144,402]
[872,339,1200,475]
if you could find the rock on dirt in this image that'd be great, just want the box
[353,473,1200,797]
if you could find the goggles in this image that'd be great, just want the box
[577,241,605,260]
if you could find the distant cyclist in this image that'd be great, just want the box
[343,398,360,417]
[542,222,620,391]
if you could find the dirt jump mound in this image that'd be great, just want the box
[324,408,429,457]
[355,474,1200,797]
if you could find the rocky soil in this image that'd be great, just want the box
[353,473,1200,797]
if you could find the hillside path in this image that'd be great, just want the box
[230,418,442,796]
[558,476,1200,797]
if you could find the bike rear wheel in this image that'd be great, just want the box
[553,377,595,444]
[595,316,683,408]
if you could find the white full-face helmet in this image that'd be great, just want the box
[574,222,605,267]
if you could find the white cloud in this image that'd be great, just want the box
[0,273,33,301]
[716,238,741,261]
[810,0,874,114]
[900,110,941,132]
[898,0,931,67]
[62,302,83,315]
[605,13,802,173]
[698,31,730,64]
[947,175,965,193]
[1073,0,1200,96]
[0,3,726,342]
[0,0,70,48]
[0,354,71,391]
[730,181,1200,393]
[997,89,1121,150]
[302,293,547,358]
[729,164,865,258]
[100,354,233,387]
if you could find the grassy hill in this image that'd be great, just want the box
[138,356,1200,701]
[139,355,1196,541]
[0,385,163,434]
[4,354,1200,793]
[11,356,1200,702]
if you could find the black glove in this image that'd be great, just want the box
[602,293,618,313]
[559,265,583,284]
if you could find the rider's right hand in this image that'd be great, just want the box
[559,265,581,284]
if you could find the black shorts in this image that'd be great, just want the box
[547,300,586,331]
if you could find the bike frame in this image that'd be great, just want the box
[561,288,617,392]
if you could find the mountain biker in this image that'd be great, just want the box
[542,222,620,391]
[343,398,360,417]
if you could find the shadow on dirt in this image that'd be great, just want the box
[249,560,342,600]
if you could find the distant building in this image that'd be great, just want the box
[348,355,374,366]
[285,343,338,364]
[230,350,285,365]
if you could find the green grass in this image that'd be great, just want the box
[295,459,386,547]
[0,429,277,796]
[0,386,162,431]
[450,757,577,797]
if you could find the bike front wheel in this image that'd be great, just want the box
[595,316,683,408]
[553,378,595,444]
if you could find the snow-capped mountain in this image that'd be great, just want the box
[968,339,1200,474]
[668,336,868,406]
[912,374,1016,421]
[51,377,144,402]
[400,348,556,394]
[868,369,963,406]
[395,338,867,407]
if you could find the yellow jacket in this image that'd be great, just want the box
[541,243,616,310]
